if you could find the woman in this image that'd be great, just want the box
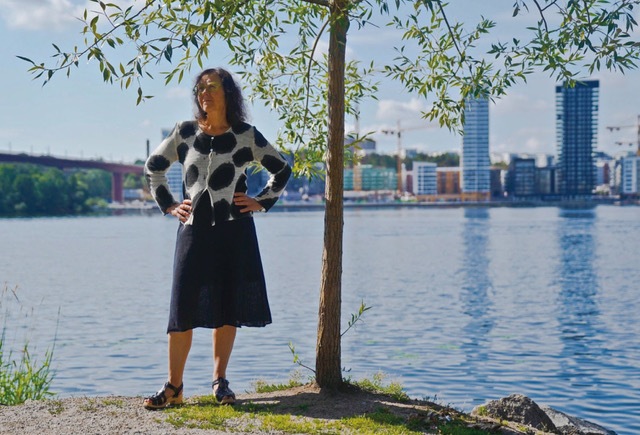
[143,67,291,409]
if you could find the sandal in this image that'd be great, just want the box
[143,381,183,410]
[212,377,236,405]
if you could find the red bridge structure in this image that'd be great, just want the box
[0,151,145,203]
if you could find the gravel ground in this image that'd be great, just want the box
[0,396,239,435]
[0,385,529,435]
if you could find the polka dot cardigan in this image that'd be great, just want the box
[145,120,292,225]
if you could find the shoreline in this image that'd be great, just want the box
[0,197,638,219]
[0,388,618,435]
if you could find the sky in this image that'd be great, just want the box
[1,0,639,165]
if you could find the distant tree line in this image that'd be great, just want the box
[0,163,117,216]
[358,152,460,170]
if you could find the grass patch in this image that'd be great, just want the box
[46,399,65,416]
[0,285,56,406]
[341,407,426,434]
[347,372,410,402]
[101,398,125,407]
[79,398,99,412]
[0,340,55,405]
[165,395,252,430]
[253,377,304,394]
[163,375,501,435]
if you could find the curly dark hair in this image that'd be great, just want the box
[193,68,247,127]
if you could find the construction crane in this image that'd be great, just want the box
[381,120,437,194]
[606,115,640,156]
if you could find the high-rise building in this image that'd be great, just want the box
[555,80,599,196]
[461,98,491,200]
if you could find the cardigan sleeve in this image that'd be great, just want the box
[145,123,181,214]
[250,127,292,211]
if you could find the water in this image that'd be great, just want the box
[1,206,639,434]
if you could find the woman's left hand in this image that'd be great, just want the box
[233,192,265,213]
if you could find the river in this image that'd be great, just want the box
[1,205,639,434]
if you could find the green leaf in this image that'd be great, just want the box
[16,55,35,65]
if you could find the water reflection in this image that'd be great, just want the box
[555,208,603,385]
[460,208,495,364]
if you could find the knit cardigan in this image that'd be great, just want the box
[145,120,291,226]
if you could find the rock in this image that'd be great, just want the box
[472,394,557,432]
[541,405,616,435]
[472,394,618,435]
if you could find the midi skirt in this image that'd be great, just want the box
[167,192,272,333]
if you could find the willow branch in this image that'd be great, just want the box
[297,17,331,152]
[49,3,153,73]
[532,0,550,32]
[434,1,460,55]
[540,0,560,12]
[300,0,330,7]
[433,0,474,77]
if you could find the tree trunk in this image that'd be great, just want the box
[315,0,349,390]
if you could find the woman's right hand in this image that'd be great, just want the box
[168,199,192,223]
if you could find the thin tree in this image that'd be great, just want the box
[21,0,640,389]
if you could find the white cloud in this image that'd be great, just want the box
[0,0,82,30]
[375,97,429,121]
[0,0,134,31]
[492,92,552,115]
[492,126,555,155]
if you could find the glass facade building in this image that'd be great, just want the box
[555,80,599,196]
[413,162,437,195]
[344,165,396,191]
[621,156,640,195]
[461,98,491,197]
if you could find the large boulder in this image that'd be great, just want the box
[472,394,617,435]
[472,394,557,432]
[541,405,616,435]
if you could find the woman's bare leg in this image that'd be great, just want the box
[212,325,237,380]
[168,329,193,388]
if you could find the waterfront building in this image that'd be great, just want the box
[490,167,504,198]
[359,165,396,191]
[413,162,437,196]
[621,155,640,196]
[436,167,461,195]
[595,161,611,187]
[461,98,491,201]
[345,165,396,191]
[344,168,355,191]
[405,172,414,194]
[506,157,536,197]
[555,80,599,196]
[536,167,556,196]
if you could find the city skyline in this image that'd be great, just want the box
[1,1,640,163]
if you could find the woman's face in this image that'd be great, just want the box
[196,73,226,115]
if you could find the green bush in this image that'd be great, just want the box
[0,286,56,405]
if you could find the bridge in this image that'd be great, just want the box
[0,152,145,203]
